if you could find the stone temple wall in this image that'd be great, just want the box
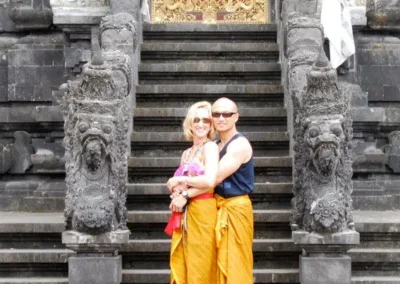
[0,1,103,210]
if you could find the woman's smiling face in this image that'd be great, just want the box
[191,107,212,139]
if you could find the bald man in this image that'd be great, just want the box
[170,98,254,283]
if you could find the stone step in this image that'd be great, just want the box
[128,156,292,168]
[2,241,399,261]
[350,248,400,263]
[138,62,281,84]
[141,42,279,62]
[143,23,277,42]
[126,182,293,196]
[122,268,299,283]
[0,211,398,233]
[142,42,279,53]
[352,276,400,283]
[127,156,292,183]
[139,62,280,73]
[0,279,68,284]
[131,131,289,157]
[133,107,287,132]
[126,182,293,211]
[136,84,284,108]
[127,209,292,224]
[120,238,299,253]
[0,249,72,263]
[138,72,281,85]
[3,275,400,284]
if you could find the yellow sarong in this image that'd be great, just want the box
[215,194,254,284]
[170,197,218,284]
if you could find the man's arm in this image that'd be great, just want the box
[187,137,252,189]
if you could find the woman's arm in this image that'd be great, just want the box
[167,142,219,190]
[166,149,188,193]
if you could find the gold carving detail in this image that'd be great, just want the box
[152,0,269,24]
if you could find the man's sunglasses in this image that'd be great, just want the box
[193,117,212,124]
[211,112,237,118]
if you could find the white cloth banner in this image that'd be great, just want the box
[321,0,355,68]
[141,0,151,23]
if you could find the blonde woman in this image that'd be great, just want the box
[165,101,219,284]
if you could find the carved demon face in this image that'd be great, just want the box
[306,117,344,178]
[76,114,115,174]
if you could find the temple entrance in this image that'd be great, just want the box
[151,0,269,24]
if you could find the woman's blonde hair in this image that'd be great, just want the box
[183,101,216,141]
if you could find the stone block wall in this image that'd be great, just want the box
[356,34,400,106]
[7,33,69,103]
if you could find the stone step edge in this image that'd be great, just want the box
[2,274,400,284]
[138,62,281,73]
[141,42,279,52]
[2,246,400,263]
[0,211,399,233]
[130,131,289,142]
[127,182,293,195]
[128,156,292,168]
[136,84,283,94]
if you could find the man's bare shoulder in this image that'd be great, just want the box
[227,136,252,155]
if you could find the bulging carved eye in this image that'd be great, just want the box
[78,122,89,133]
[331,126,342,137]
[309,128,319,138]
[102,124,112,134]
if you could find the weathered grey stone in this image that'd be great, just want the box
[69,255,122,284]
[7,0,53,30]
[291,53,355,233]
[0,0,17,32]
[9,131,33,174]
[367,0,400,31]
[7,34,68,102]
[62,230,130,252]
[0,142,12,174]
[385,131,400,173]
[300,255,352,284]
[31,146,64,173]
[100,13,138,87]
[50,0,110,26]
[58,35,132,234]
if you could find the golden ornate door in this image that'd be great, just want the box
[152,0,269,24]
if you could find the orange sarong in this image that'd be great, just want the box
[215,194,254,284]
[170,195,218,284]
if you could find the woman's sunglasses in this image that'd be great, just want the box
[193,117,212,124]
[211,112,237,118]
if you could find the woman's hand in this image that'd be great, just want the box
[170,184,186,199]
[169,195,188,212]
[167,176,187,192]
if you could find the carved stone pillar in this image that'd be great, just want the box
[58,33,131,283]
[100,13,139,96]
[367,0,400,31]
[291,53,359,284]
[283,14,324,155]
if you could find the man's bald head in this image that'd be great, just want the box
[212,97,238,113]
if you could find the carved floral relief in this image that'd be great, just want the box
[152,0,268,23]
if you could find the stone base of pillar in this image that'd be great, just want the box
[293,230,360,284]
[63,230,130,284]
[69,255,122,284]
[300,255,351,284]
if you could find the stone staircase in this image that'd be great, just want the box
[0,24,400,284]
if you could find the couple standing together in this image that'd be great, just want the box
[165,97,254,284]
